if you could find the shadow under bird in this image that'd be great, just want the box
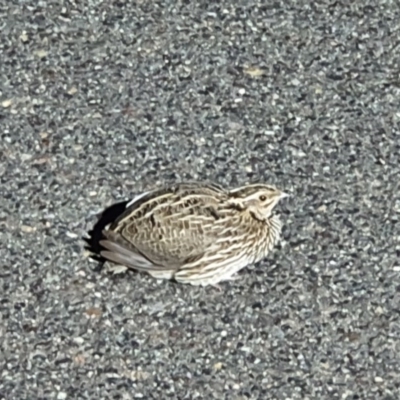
[100,182,288,286]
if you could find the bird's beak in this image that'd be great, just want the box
[278,191,290,199]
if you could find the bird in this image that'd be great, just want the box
[99,181,288,286]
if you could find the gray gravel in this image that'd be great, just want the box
[1,0,400,399]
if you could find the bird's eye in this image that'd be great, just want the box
[259,195,267,201]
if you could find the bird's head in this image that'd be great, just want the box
[228,183,288,221]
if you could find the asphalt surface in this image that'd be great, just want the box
[1,1,400,399]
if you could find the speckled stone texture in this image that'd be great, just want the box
[1,0,399,399]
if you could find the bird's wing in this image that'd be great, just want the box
[101,186,231,271]
[100,230,168,272]
[119,203,226,268]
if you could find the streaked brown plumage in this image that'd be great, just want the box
[100,182,288,286]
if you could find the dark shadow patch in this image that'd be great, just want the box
[83,200,129,269]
